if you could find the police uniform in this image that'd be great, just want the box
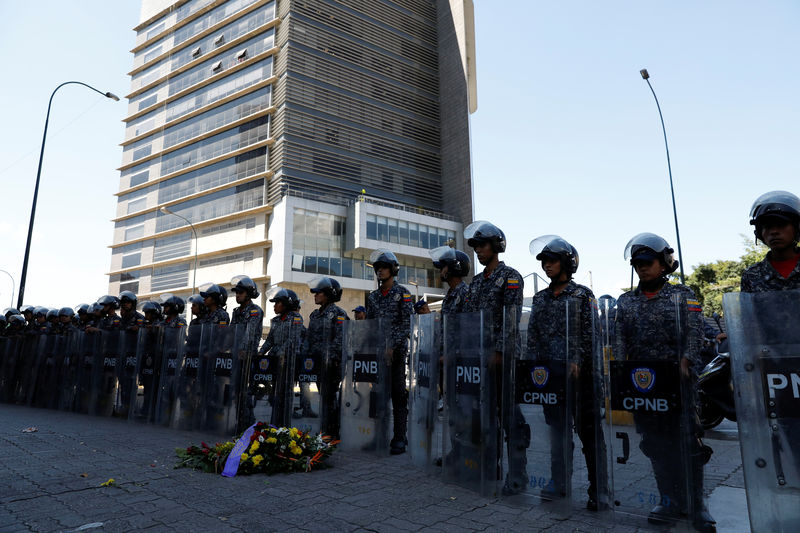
[614,282,708,518]
[231,302,264,353]
[202,308,230,325]
[98,313,122,331]
[441,280,469,316]
[464,261,526,492]
[366,282,413,444]
[164,315,188,328]
[259,311,305,427]
[740,249,800,292]
[120,310,145,330]
[308,303,349,436]
[528,281,604,502]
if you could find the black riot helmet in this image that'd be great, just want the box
[8,314,25,328]
[597,294,617,310]
[3,308,19,319]
[46,309,59,321]
[369,249,400,276]
[160,294,185,315]
[624,232,679,274]
[19,305,35,315]
[33,306,49,318]
[187,294,206,317]
[267,287,301,311]
[119,291,138,307]
[97,295,120,310]
[231,275,259,299]
[464,220,506,253]
[89,303,103,316]
[529,234,579,276]
[199,283,228,307]
[58,307,75,318]
[429,246,471,278]
[141,301,163,319]
[749,190,800,243]
[307,276,343,302]
[75,303,90,315]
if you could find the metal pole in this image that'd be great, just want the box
[0,270,15,308]
[17,81,119,308]
[160,208,198,293]
[640,69,686,283]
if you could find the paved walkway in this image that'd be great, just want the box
[0,405,748,532]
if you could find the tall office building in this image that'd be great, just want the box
[109,0,477,320]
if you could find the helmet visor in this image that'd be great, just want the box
[623,232,672,260]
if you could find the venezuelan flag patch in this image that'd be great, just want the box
[507,279,520,290]
[686,299,702,312]
[293,316,302,323]
[250,309,260,316]
[403,294,412,303]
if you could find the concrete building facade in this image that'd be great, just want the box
[109,0,476,323]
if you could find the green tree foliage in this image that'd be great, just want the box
[683,237,768,316]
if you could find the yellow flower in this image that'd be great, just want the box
[291,446,302,456]
[240,453,249,462]
[266,437,277,444]
[251,455,263,466]
[289,428,299,438]
[270,428,277,434]
[289,440,296,448]
[250,441,260,453]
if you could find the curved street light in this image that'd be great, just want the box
[17,81,119,308]
[640,69,686,283]
[0,269,15,308]
[160,207,199,294]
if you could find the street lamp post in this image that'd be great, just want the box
[17,82,119,308]
[639,69,686,283]
[160,207,199,294]
[0,269,15,308]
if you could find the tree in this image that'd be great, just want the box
[682,236,768,316]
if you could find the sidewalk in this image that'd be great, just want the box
[0,405,747,532]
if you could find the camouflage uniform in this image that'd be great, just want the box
[527,281,604,500]
[740,249,800,292]
[258,311,305,427]
[202,308,230,326]
[367,282,413,442]
[614,282,706,516]
[308,303,349,436]
[98,313,122,331]
[464,261,524,351]
[164,315,188,328]
[119,310,145,330]
[231,302,263,352]
[441,281,469,316]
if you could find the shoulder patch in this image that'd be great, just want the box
[495,277,504,287]
[507,278,520,290]
[403,294,412,303]
[686,299,702,312]
[293,316,303,323]
[393,293,401,301]
[250,309,260,316]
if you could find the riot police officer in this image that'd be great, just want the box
[162,295,188,328]
[141,301,164,326]
[188,294,207,325]
[32,307,50,334]
[231,275,264,427]
[19,305,35,332]
[527,235,605,510]
[615,233,715,532]
[57,307,78,334]
[352,306,367,320]
[463,220,526,494]
[430,246,470,316]
[119,291,145,331]
[741,190,800,292]
[46,309,60,333]
[366,249,413,455]
[88,295,121,332]
[199,284,230,325]
[307,276,349,438]
[258,288,305,427]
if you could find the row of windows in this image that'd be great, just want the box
[155,179,264,233]
[124,88,271,163]
[366,214,455,249]
[198,251,254,268]
[126,59,272,143]
[133,6,275,93]
[151,263,191,292]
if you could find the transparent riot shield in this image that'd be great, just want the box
[14,335,39,405]
[90,329,121,417]
[604,292,701,530]
[293,351,323,435]
[0,335,23,403]
[441,310,499,497]
[253,321,301,429]
[340,319,391,454]
[317,321,345,439]
[408,313,441,472]
[153,326,186,426]
[129,326,163,422]
[199,324,247,435]
[172,324,204,431]
[29,332,56,407]
[723,290,800,532]
[0,336,11,402]
[74,331,98,414]
[57,330,80,411]
[115,329,141,419]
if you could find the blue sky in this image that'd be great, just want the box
[0,1,798,308]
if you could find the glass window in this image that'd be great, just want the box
[419,225,429,248]
[144,45,162,64]
[121,253,141,269]
[127,197,147,214]
[388,218,398,244]
[330,256,341,276]
[439,227,448,247]
[130,171,149,187]
[409,223,418,247]
[366,214,377,240]
[138,93,157,111]
[398,220,408,245]
[377,216,388,241]
[341,257,353,277]
[125,225,145,241]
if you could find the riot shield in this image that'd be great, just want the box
[408,313,441,472]
[251,321,300,430]
[90,329,121,417]
[604,291,700,530]
[74,331,98,414]
[115,329,141,418]
[172,324,204,431]
[292,349,323,435]
[57,330,80,411]
[340,319,391,454]
[441,310,499,497]
[0,336,10,402]
[317,320,344,439]
[153,326,186,426]
[28,333,55,407]
[199,324,247,435]
[723,290,800,532]
[14,335,39,405]
[129,326,163,422]
[0,335,23,403]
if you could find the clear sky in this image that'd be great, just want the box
[1,1,798,309]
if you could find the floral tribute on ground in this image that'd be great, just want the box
[175,422,339,476]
